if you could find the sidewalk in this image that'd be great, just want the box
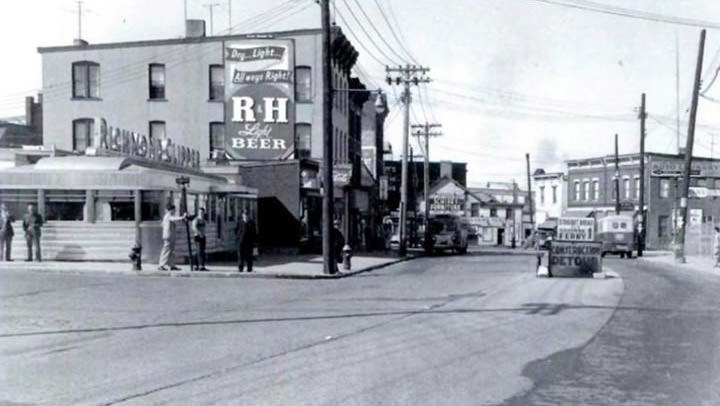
[638,251,720,276]
[0,253,416,279]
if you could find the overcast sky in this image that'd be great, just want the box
[2,0,720,185]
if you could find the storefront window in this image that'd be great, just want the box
[0,190,37,218]
[95,190,135,221]
[45,190,85,221]
[141,191,164,221]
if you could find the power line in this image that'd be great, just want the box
[528,0,720,29]
[336,1,400,65]
[373,0,419,65]
[346,0,407,63]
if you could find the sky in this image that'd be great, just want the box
[2,0,720,186]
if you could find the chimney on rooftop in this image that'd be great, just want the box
[440,160,452,180]
[186,20,206,38]
[73,38,89,46]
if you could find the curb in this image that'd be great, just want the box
[1,255,418,280]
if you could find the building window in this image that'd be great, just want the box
[209,65,224,101]
[574,181,580,201]
[634,177,640,199]
[506,208,512,219]
[72,61,100,98]
[295,123,311,158]
[295,66,312,102]
[623,178,630,199]
[149,121,166,140]
[660,179,670,199]
[490,208,497,217]
[583,181,590,201]
[470,203,480,217]
[72,118,94,152]
[552,185,557,204]
[539,186,545,205]
[148,64,166,99]
[592,180,599,200]
[658,215,669,238]
[209,122,225,158]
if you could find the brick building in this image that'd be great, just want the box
[566,152,720,250]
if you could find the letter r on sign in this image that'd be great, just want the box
[232,96,256,122]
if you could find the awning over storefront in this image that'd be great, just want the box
[0,156,256,195]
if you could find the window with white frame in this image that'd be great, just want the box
[634,177,640,199]
[583,181,590,201]
[209,65,224,101]
[72,61,100,98]
[72,118,94,152]
[539,186,545,205]
[624,178,630,199]
[592,180,599,200]
[574,181,580,201]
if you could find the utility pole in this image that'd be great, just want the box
[525,153,534,232]
[412,122,442,250]
[676,29,706,264]
[615,133,621,214]
[321,0,335,274]
[227,0,232,34]
[203,2,221,35]
[386,65,431,256]
[638,93,647,257]
[76,1,84,39]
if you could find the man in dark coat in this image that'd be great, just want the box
[0,204,14,261]
[236,209,257,272]
[333,219,345,272]
[22,204,43,262]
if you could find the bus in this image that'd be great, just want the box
[597,214,636,258]
[426,214,469,254]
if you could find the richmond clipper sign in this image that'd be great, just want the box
[225,40,295,160]
[89,118,201,169]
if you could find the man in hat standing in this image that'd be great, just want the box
[192,207,208,271]
[236,209,256,272]
[22,204,43,262]
[158,203,186,271]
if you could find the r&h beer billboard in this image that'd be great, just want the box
[224,40,295,160]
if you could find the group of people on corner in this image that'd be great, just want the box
[157,202,257,272]
[0,203,44,262]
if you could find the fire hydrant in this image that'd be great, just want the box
[129,243,142,271]
[342,244,352,270]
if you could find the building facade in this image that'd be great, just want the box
[0,22,383,260]
[566,152,720,250]
[532,169,567,226]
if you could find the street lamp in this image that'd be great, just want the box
[175,176,194,270]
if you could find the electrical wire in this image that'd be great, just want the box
[346,0,407,63]
[527,0,720,29]
[335,1,401,65]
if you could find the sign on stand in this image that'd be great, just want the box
[548,217,602,276]
[556,217,595,241]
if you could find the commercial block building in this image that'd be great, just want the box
[0,22,384,260]
[566,152,720,250]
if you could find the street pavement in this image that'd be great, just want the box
[0,253,410,279]
[1,250,718,405]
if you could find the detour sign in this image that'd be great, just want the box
[549,241,602,275]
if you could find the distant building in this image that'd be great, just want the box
[468,181,531,246]
[532,169,567,227]
[566,152,720,250]
[383,160,467,214]
[0,96,42,149]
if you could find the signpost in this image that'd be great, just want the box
[548,217,602,277]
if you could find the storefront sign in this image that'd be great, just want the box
[225,40,295,160]
[651,161,718,176]
[429,194,464,214]
[549,241,602,275]
[689,209,703,226]
[90,118,200,169]
[333,164,352,187]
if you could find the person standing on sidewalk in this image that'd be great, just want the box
[158,203,186,271]
[714,226,720,268]
[333,219,345,272]
[235,209,256,272]
[192,207,208,271]
[22,204,43,262]
[0,204,14,261]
